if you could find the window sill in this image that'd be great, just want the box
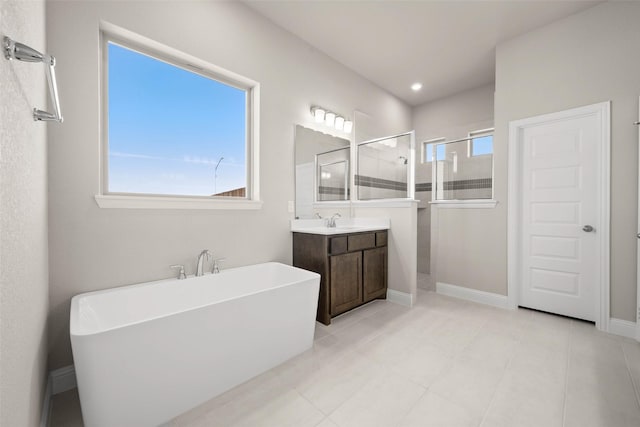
[352,199,419,208]
[430,199,498,209]
[94,194,263,210]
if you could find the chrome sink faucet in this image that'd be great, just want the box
[196,250,212,277]
[328,213,341,228]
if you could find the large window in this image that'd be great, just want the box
[100,31,259,207]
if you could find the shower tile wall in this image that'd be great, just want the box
[433,142,493,201]
[355,138,408,200]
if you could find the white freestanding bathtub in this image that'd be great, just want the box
[70,262,320,427]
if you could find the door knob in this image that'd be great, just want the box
[582,225,594,232]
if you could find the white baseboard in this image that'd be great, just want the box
[436,282,509,310]
[51,365,77,395]
[40,376,52,427]
[609,318,637,339]
[387,289,413,307]
[41,365,77,427]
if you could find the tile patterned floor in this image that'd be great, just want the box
[51,290,640,427]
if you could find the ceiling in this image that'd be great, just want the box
[244,0,602,106]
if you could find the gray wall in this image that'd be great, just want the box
[47,1,411,370]
[413,84,495,284]
[0,1,49,425]
[496,1,640,321]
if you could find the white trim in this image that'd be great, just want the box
[51,365,77,395]
[436,282,509,309]
[637,95,640,342]
[40,376,52,427]
[98,22,260,205]
[387,289,413,306]
[430,199,497,209]
[41,365,77,427]
[609,318,637,340]
[313,201,351,209]
[351,199,419,208]
[507,102,611,332]
[95,194,263,210]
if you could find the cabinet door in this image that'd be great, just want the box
[330,252,363,316]
[363,247,387,302]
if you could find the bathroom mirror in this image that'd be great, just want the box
[317,151,349,202]
[294,125,350,218]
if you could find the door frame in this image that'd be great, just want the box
[507,102,611,331]
[636,96,640,341]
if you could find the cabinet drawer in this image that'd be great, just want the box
[329,236,348,255]
[347,233,376,252]
[376,231,388,247]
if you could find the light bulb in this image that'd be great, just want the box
[312,107,325,123]
[411,82,423,91]
[325,112,336,127]
[335,116,345,130]
[343,120,353,133]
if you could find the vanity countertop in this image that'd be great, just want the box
[290,218,390,235]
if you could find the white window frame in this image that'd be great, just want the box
[95,23,261,210]
[467,128,494,158]
[422,137,445,163]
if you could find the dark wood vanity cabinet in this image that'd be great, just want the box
[293,230,388,325]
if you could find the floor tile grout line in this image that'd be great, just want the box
[293,388,332,426]
[561,321,575,427]
[395,385,429,427]
[476,324,522,427]
[621,342,640,410]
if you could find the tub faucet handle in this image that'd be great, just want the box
[170,264,187,280]
[212,258,226,274]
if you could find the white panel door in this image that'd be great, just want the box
[520,113,600,321]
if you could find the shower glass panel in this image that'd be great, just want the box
[434,137,493,200]
[357,133,411,200]
[316,148,349,201]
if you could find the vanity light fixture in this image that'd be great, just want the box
[310,105,352,134]
[325,111,336,127]
[411,82,423,91]
[312,106,326,123]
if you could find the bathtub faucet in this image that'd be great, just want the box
[327,213,341,228]
[196,250,212,277]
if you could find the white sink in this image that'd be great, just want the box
[290,218,390,235]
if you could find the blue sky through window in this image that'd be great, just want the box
[472,135,493,156]
[108,42,247,196]
[425,142,446,162]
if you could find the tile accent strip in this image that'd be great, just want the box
[318,186,348,196]
[355,175,407,190]
[415,183,432,192]
[415,178,492,192]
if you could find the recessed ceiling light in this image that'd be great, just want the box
[411,82,423,91]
